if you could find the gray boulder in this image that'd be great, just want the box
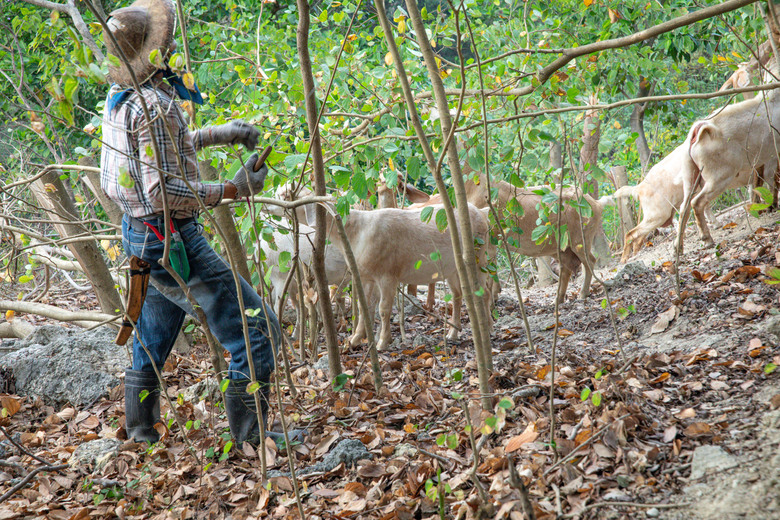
[0,326,127,408]
[69,438,122,470]
[603,261,651,289]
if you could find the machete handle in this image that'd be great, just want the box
[253,145,273,172]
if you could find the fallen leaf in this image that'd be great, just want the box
[651,305,678,334]
[505,423,539,453]
[663,425,678,443]
[683,422,711,437]
[0,396,21,417]
[676,408,696,420]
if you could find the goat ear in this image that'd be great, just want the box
[402,183,431,204]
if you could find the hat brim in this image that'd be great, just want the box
[107,0,176,87]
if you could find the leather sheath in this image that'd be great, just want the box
[115,256,151,346]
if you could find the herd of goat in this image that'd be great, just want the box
[261,88,780,348]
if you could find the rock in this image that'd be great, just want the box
[0,326,127,408]
[603,261,651,289]
[69,438,121,470]
[403,294,424,317]
[690,445,736,480]
[646,507,660,517]
[313,354,329,372]
[268,438,371,478]
[766,315,780,343]
[393,443,418,458]
[494,315,525,330]
[412,334,439,349]
[181,377,219,403]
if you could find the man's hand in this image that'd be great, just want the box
[204,120,260,150]
[228,153,268,198]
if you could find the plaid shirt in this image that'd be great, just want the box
[100,80,223,219]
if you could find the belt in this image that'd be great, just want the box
[128,216,196,234]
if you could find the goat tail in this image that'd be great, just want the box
[598,185,636,208]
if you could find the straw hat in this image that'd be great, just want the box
[104,0,176,86]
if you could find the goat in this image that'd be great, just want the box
[413,166,604,304]
[262,221,349,338]
[603,143,761,262]
[679,89,780,249]
[308,202,492,351]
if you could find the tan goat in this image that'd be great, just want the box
[311,202,492,351]
[413,166,604,304]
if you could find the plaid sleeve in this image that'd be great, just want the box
[135,99,224,213]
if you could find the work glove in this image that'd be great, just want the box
[230,153,268,198]
[202,120,260,150]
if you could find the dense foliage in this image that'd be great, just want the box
[0,0,768,279]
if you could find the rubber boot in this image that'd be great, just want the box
[224,379,306,446]
[124,369,161,443]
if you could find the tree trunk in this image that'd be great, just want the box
[296,0,341,379]
[199,160,251,283]
[579,97,612,266]
[406,0,493,409]
[77,157,124,227]
[630,78,653,173]
[611,165,635,249]
[536,141,564,288]
[30,171,122,316]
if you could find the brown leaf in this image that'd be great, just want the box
[769,394,780,410]
[357,463,387,478]
[663,425,678,443]
[649,372,671,385]
[676,408,696,420]
[557,329,574,337]
[607,8,621,22]
[651,305,678,334]
[683,422,711,437]
[0,396,21,417]
[505,423,539,453]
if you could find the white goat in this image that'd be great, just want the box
[679,89,780,249]
[262,221,349,338]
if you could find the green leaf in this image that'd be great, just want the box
[414,260,422,270]
[18,275,33,283]
[139,389,150,403]
[430,250,441,262]
[220,379,230,393]
[601,299,608,309]
[591,391,602,406]
[446,433,458,450]
[485,416,497,429]
[118,166,135,189]
[332,372,353,392]
[754,186,773,204]
[765,363,777,375]
[246,381,260,394]
[420,206,434,223]
[497,398,513,410]
[475,286,485,297]
[318,9,328,22]
[435,208,448,231]
[580,387,591,401]
[436,433,446,446]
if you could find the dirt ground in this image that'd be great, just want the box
[0,206,778,519]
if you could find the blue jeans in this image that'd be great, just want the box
[121,215,279,382]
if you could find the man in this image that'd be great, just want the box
[100,0,295,446]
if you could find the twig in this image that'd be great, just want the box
[507,455,536,520]
[0,463,68,503]
[559,500,692,518]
